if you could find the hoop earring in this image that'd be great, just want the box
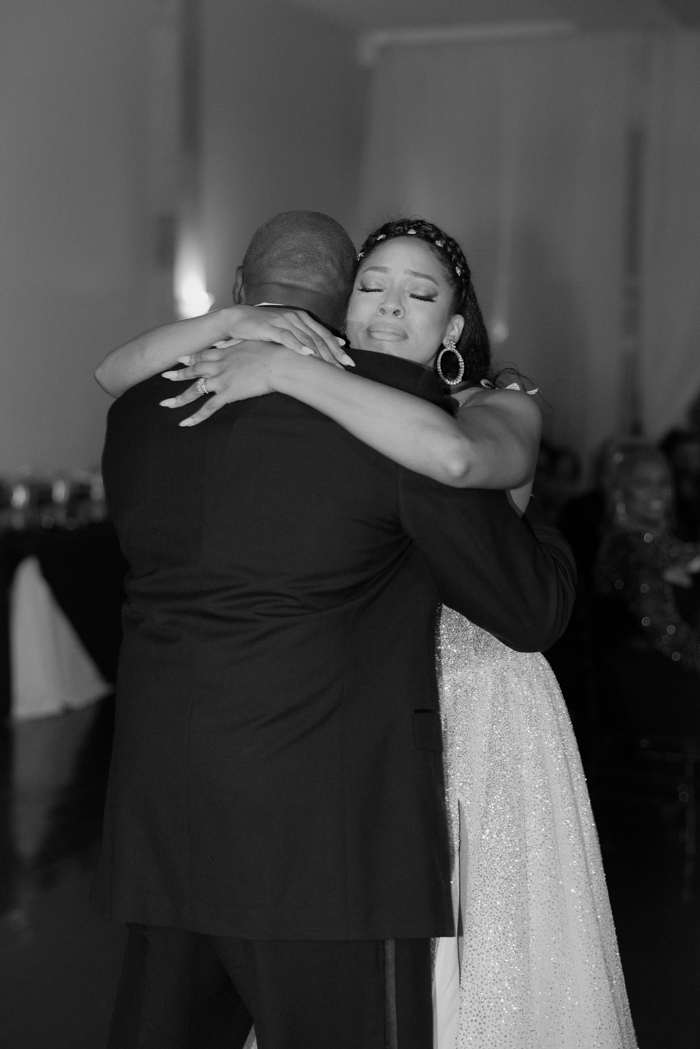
[436,338,465,386]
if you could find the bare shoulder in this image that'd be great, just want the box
[454,386,542,432]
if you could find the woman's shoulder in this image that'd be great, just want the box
[454,382,542,427]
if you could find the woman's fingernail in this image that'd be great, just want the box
[179,418,195,427]
[160,399,177,407]
[177,356,191,365]
[341,354,355,366]
[162,370,179,379]
[337,338,346,346]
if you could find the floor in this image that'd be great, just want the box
[0,697,698,1048]
[0,700,126,1049]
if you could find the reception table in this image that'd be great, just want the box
[0,523,127,720]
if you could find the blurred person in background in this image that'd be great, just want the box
[594,441,700,738]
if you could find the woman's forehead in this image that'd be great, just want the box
[362,236,446,274]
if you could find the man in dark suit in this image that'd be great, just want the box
[94,212,576,1049]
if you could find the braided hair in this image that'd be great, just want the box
[357,218,491,387]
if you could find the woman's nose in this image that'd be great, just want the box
[378,295,404,317]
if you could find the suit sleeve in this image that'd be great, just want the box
[399,471,576,652]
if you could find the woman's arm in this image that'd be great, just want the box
[162,342,541,495]
[451,386,539,508]
[94,306,349,398]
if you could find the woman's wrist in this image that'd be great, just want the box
[220,305,247,341]
[266,344,318,394]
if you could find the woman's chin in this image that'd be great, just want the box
[356,339,431,365]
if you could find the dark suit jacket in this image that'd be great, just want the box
[92,348,575,940]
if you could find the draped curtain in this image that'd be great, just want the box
[642,34,700,440]
[357,31,700,463]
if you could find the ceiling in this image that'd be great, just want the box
[287,0,700,36]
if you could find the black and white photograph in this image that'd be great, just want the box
[1,2,699,1047]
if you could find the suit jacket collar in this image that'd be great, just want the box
[345,347,454,411]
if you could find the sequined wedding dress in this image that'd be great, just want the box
[433,606,637,1049]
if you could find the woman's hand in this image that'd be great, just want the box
[663,564,694,588]
[95,305,350,399]
[160,342,307,427]
[159,307,355,426]
[663,552,700,588]
[686,554,700,575]
[175,306,352,368]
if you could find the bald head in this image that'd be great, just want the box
[236,211,357,330]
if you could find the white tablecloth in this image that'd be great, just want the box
[10,556,111,720]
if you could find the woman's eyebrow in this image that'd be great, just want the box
[406,269,439,285]
[362,265,439,287]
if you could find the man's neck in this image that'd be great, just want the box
[245,282,346,333]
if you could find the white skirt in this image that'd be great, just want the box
[434,607,637,1049]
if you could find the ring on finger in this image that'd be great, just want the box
[196,377,209,397]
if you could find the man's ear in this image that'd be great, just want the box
[232,267,246,305]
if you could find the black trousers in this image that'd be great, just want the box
[108,925,433,1049]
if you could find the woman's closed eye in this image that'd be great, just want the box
[357,283,437,302]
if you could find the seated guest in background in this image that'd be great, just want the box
[594,441,700,737]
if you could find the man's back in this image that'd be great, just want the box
[94,356,456,941]
[94,348,575,942]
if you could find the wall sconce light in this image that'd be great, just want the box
[490,319,509,345]
[175,269,214,319]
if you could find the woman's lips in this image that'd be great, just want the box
[366,324,407,341]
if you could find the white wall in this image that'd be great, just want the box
[200,0,367,308]
[357,32,700,461]
[0,0,366,474]
[0,0,153,475]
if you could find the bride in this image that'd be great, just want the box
[97,218,637,1048]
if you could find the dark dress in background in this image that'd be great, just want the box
[594,528,700,738]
